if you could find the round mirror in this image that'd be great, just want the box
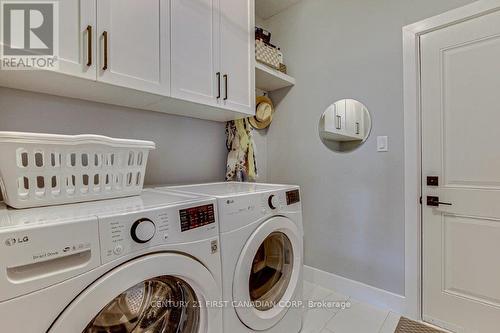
[319,99,372,152]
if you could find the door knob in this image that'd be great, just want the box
[426,196,452,207]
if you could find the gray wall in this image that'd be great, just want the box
[0,88,227,186]
[264,0,475,295]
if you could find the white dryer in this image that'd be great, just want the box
[158,182,304,333]
[0,190,223,333]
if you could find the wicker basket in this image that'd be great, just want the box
[255,40,280,69]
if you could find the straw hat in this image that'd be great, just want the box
[249,96,274,129]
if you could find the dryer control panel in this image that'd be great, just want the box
[218,187,302,233]
[261,192,286,211]
[286,189,301,205]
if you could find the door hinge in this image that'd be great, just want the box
[419,196,422,204]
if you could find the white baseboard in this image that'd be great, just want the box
[304,265,407,315]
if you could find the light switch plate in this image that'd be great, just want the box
[377,136,388,152]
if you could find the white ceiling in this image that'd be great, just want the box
[255,0,302,20]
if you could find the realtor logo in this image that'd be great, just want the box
[1,1,58,70]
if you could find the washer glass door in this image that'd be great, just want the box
[249,232,293,311]
[50,253,221,333]
[84,276,199,333]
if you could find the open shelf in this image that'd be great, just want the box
[255,62,296,92]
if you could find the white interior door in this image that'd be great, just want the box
[97,0,169,95]
[57,0,96,79]
[219,0,254,115]
[421,9,500,333]
[170,0,220,106]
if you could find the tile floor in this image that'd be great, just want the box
[301,281,401,333]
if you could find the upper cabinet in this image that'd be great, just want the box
[58,0,169,95]
[345,99,364,139]
[171,0,254,115]
[219,0,254,114]
[97,0,170,95]
[171,0,220,106]
[322,99,367,142]
[0,0,254,122]
[57,0,96,80]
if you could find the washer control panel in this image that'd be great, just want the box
[99,200,218,264]
[179,204,215,232]
[100,209,169,263]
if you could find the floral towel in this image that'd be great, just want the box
[225,119,257,181]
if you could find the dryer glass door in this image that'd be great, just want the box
[233,216,302,331]
[84,276,199,333]
[249,232,293,311]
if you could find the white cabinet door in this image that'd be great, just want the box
[345,99,356,136]
[345,99,364,139]
[171,0,220,106]
[57,0,96,80]
[96,0,169,95]
[219,0,254,114]
[355,106,365,138]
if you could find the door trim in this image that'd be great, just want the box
[403,0,500,321]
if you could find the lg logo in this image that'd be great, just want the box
[4,236,29,246]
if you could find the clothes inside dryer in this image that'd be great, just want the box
[84,276,199,333]
[249,232,294,311]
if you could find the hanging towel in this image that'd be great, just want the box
[225,118,257,182]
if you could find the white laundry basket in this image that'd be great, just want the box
[0,132,156,209]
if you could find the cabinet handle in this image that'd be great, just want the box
[223,74,228,100]
[336,115,341,129]
[355,122,360,135]
[216,72,221,99]
[85,25,92,66]
[102,31,108,71]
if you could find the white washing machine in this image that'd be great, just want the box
[157,182,304,333]
[0,190,223,333]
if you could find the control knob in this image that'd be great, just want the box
[131,218,156,243]
[268,195,279,210]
